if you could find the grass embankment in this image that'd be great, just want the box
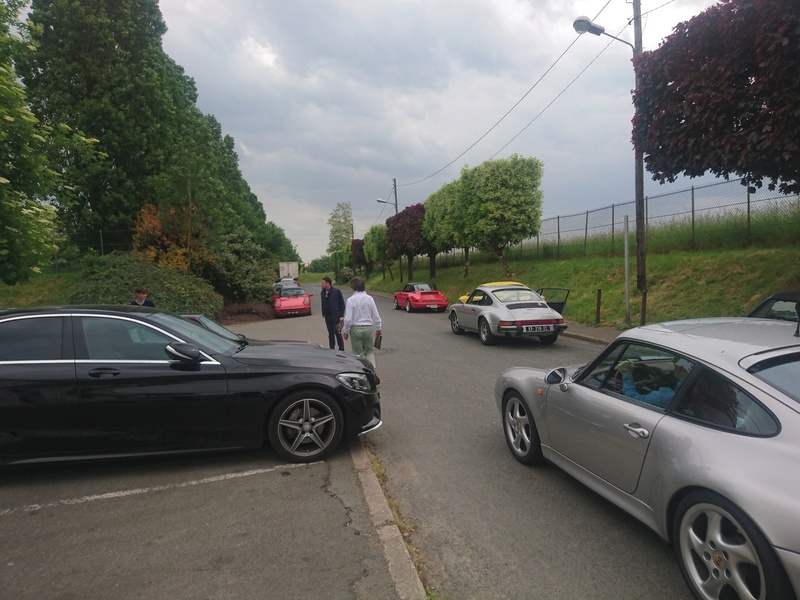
[5,246,799,329]
[359,246,800,329]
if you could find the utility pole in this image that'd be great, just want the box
[378,178,402,282]
[633,0,646,325]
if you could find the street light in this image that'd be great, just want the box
[573,6,647,325]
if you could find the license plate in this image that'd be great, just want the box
[523,325,553,332]
[427,304,438,309]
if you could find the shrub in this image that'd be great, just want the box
[67,252,223,316]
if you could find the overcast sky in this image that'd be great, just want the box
[159,0,720,263]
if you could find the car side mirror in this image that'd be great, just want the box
[546,367,569,391]
[166,342,202,362]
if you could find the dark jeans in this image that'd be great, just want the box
[325,317,344,350]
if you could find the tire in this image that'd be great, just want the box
[479,318,497,345]
[393,297,400,310]
[539,334,558,345]
[268,390,344,463]
[673,490,795,600]
[405,300,413,313]
[502,392,544,466]
[450,311,464,335]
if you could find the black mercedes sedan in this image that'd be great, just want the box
[0,306,381,465]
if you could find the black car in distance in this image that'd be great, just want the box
[0,306,381,465]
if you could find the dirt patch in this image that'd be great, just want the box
[218,302,274,324]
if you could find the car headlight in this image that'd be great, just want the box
[336,372,372,391]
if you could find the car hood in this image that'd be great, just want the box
[229,343,371,371]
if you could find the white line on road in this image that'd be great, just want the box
[0,462,318,517]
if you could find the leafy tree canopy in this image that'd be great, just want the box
[461,154,543,277]
[633,0,800,194]
[386,203,427,280]
[327,201,353,254]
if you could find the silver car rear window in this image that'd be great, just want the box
[748,352,800,404]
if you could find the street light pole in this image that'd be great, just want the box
[574,0,647,325]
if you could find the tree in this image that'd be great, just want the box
[327,202,353,254]
[363,224,391,280]
[633,0,800,194]
[423,180,466,279]
[0,0,62,283]
[18,0,196,246]
[350,239,366,275]
[386,204,428,281]
[461,155,543,278]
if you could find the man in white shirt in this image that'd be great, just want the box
[342,276,382,384]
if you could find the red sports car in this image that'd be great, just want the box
[273,286,313,318]
[393,282,448,313]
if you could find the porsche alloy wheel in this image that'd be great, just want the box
[502,392,543,465]
[479,318,497,345]
[450,311,464,335]
[268,390,343,462]
[674,491,794,600]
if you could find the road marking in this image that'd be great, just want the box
[0,462,318,517]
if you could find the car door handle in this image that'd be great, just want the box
[623,423,650,439]
[88,368,121,378]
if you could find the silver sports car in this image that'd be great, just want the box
[496,317,800,600]
[449,284,567,345]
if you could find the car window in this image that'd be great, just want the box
[468,291,490,306]
[580,342,695,409]
[402,285,413,293]
[0,316,64,361]
[748,352,800,404]
[415,284,432,291]
[81,316,174,361]
[280,288,304,298]
[673,368,779,435]
[494,289,542,304]
[750,299,799,321]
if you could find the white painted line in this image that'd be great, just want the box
[0,462,316,517]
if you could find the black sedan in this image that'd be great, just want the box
[0,306,381,465]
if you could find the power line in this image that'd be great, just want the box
[396,0,614,189]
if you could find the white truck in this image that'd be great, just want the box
[278,261,300,279]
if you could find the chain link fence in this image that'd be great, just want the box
[517,177,799,261]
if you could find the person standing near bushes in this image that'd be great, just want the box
[131,286,155,307]
[342,276,382,384]
[320,276,345,351]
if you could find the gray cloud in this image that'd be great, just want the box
[160,0,721,262]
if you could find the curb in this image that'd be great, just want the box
[350,440,427,600]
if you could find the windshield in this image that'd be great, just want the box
[493,288,544,304]
[280,288,307,298]
[149,313,238,354]
[749,352,800,404]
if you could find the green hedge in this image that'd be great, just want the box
[67,252,224,316]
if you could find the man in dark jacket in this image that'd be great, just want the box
[320,276,345,351]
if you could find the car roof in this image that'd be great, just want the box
[478,284,531,292]
[619,317,800,373]
[763,290,800,302]
[0,305,160,318]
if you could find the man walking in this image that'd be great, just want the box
[320,276,345,351]
[342,276,382,383]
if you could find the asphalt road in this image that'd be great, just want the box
[252,284,691,600]
[293,282,693,600]
[0,283,693,600]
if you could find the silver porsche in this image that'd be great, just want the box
[449,284,567,345]
[496,317,800,600]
